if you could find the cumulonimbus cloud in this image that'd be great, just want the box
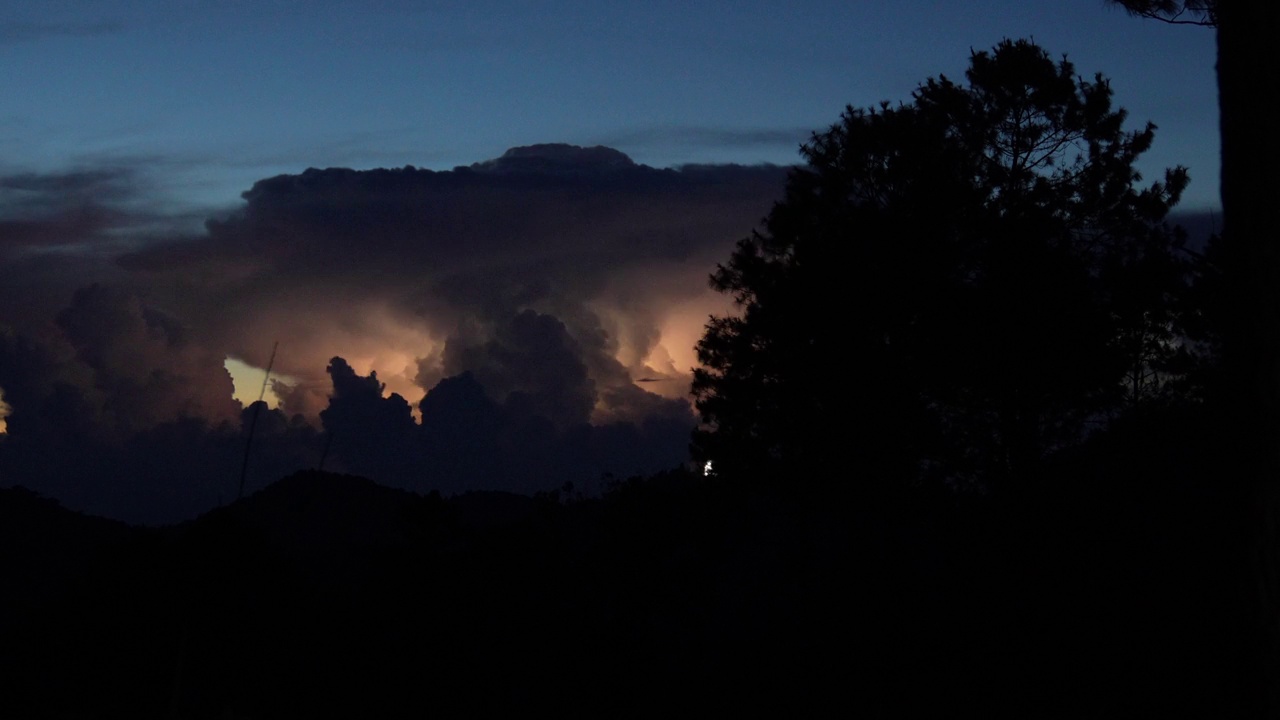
[0,144,790,522]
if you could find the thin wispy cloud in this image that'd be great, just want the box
[0,19,121,44]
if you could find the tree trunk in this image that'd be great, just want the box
[1219,3,1280,714]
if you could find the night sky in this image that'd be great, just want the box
[0,2,1219,209]
[0,1,1220,523]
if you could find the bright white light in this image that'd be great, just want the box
[703,460,713,476]
[224,357,290,409]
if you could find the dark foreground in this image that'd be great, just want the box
[0,421,1260,718]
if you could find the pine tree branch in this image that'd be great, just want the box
[1109,1,1217,27]
[1131,10,1215,26]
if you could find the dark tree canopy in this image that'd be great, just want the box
[692,39,1197,487]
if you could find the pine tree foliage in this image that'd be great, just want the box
[692,39,1198,486]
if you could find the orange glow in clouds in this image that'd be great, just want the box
[641,292,736,390]
[221,293,730,424]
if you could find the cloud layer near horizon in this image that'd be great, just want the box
[0,144,789,522]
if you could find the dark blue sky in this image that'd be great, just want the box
[0,1,1220,212]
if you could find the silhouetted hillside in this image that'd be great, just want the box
[0,443,1254,718]
[0,486,137,627]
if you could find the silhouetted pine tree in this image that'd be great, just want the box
[693,39,1197,488]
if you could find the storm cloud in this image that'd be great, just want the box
[0,144,788,522]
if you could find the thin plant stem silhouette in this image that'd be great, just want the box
[237,341,278,501]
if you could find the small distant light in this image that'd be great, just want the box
[703,460,713,476]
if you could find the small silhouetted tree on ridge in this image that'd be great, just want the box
[692,39,1198,487]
